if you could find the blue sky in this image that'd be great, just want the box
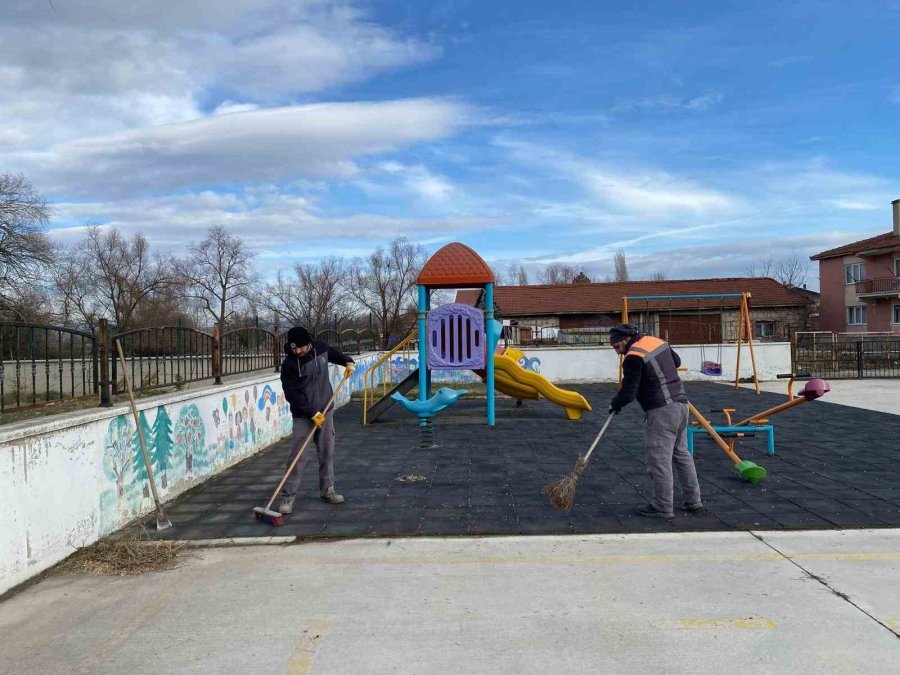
[4,0,899,288]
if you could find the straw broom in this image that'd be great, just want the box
[544,413,615,512]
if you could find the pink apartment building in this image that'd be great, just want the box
[811,200,900,333]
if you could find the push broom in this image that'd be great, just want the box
[545,412,615,512]
[115,339,172,531]
[253,374,350,526]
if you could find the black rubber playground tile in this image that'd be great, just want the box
[120,383,900,541]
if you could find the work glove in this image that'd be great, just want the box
[311,412,326,428]
[608,402,622,416]
[343,362,355,379]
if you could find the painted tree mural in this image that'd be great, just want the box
[103,415,134,501]
[132,410,154,497]
[152,405,173,489]
[174,404,206,474]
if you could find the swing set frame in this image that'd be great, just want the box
[621,291,760,394]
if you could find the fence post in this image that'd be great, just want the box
[273,318,281,373]
[98,319,112,407]
[856,340,863,378]
[212,323,222,385]
[356,330,361,355]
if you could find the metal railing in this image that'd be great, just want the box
[221,326,280,379]
[313,328,378,354]
[0,318,385,415]
[855,276,900,295]
[793,331,900,378]
[0,322,98,412]
[113,326,215,393]
[362,332,417,425]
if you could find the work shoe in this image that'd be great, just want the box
[321,487,345,505]
[277,496,295,514]
[680,501,706,513]
[636,503,674,519]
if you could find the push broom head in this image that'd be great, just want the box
[253,506,285,526]
[544,455,589,513]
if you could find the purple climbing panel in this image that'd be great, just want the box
[427,303,485,369]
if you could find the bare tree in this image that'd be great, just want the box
[0,173,54,304]
[774,253,808,288]
[348,237,427,348]
[53,225,173,331]
[259,257,354,335]
[501,263,529,286]
[746,253,808,288]
[175,226,258,329]
[538,263,578,285]
[613,248,629,282]
[649,270,667,281]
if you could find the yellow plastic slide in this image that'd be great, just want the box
[491,352,592,421]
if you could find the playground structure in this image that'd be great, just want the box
[362,243,591,427]
[688,373,830,466]
[622,291,760,393]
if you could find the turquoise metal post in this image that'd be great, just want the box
[417,284,428,427]
[485,282,496,426]
[425,288,433,398]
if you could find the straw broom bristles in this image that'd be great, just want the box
[544,413,615,512]
[544,454,589,512]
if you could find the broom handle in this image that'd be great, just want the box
[115,339,169,523]
[264,374,350,510]
[582,413,615,464]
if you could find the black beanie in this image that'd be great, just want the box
[287,326,312,348]
[609,323,640,344]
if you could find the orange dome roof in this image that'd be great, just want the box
[417,243,495,288]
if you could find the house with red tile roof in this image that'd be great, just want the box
[456,277,812,346]
[810,200,900,333]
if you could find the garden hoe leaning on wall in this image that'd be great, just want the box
[115,339,173,531]
[253,374,350,526]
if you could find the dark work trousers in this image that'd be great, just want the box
[643,402,701,515]
[280,413,335,498]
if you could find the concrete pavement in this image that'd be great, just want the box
[739,378,900,416]
[1,530,898,674]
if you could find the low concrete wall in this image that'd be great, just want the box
[0,352,381,596]
[428,343,792,384]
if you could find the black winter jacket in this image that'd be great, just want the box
[280,340,354,418]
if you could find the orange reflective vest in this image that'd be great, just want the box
[625,335,687,408]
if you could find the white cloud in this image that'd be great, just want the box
[497,139,738,217]
[20,99,472,198]
[0,1,439,152]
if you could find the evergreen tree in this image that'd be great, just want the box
[132,410,154,497]
[152,406,174,489]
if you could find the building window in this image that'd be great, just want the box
[844,262,865,284]
[895,258,900,277]
[893,304,900,325]
[755,321,776,338]
[847,306,867,326]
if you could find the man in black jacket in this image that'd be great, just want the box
[278,326,355,514]
[608,323,703,519]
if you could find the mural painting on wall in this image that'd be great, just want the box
[95,381,295,532]
[518,355,541,373]
[152,406,173,489]
[173,404,207,476]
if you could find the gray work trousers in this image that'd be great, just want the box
[643,402,701,515]
[280,414,335,498]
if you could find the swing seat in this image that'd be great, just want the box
[701,360,723,376]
